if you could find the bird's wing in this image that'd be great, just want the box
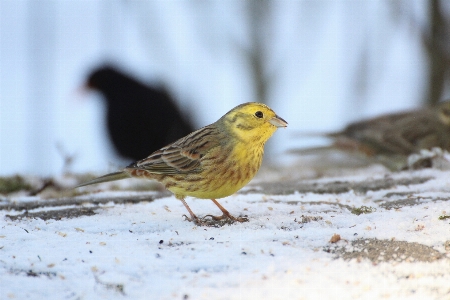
[127,126,219,175]
[334,111,418,138]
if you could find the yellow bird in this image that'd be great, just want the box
[77,102,287,224]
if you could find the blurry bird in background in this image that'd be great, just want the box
[85,65,196,162]
[292,101,450,170]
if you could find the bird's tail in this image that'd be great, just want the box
[76,171,130,188]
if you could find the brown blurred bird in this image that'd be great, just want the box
[294,101,450,170]
[85,65,195,161]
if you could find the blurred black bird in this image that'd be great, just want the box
[85,65,195,161]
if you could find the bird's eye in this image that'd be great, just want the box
[255,111,264,118]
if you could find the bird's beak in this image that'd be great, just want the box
[269,115,288,128]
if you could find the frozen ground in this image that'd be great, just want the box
[1,158,450,300]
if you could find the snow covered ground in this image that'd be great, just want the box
[1,163,449,299]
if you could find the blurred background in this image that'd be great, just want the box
[1,0,450,176]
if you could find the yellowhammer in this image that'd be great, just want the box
[77,102,287,224]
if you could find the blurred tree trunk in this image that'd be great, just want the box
[423,0,450,105]
[246,0,271,104]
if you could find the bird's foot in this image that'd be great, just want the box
[201,213,249,226]
[182,214,207,226]
[183,213,248,227]
[183,215,214,226]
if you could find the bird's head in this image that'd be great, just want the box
[85,65,121,90]
[219,102,288,143]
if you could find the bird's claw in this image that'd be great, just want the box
[182,214,208,226]
[182,214,192,221]
[183,213,248,227]
[202,214,249,224]
[235,216,249,223]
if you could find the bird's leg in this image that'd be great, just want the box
[180,198,202,225]
[203,199,248,223]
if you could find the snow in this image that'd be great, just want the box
[0,166,449,299]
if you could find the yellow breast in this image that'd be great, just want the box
[166,142,264,200]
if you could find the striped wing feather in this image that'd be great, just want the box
[127,126,219,175]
